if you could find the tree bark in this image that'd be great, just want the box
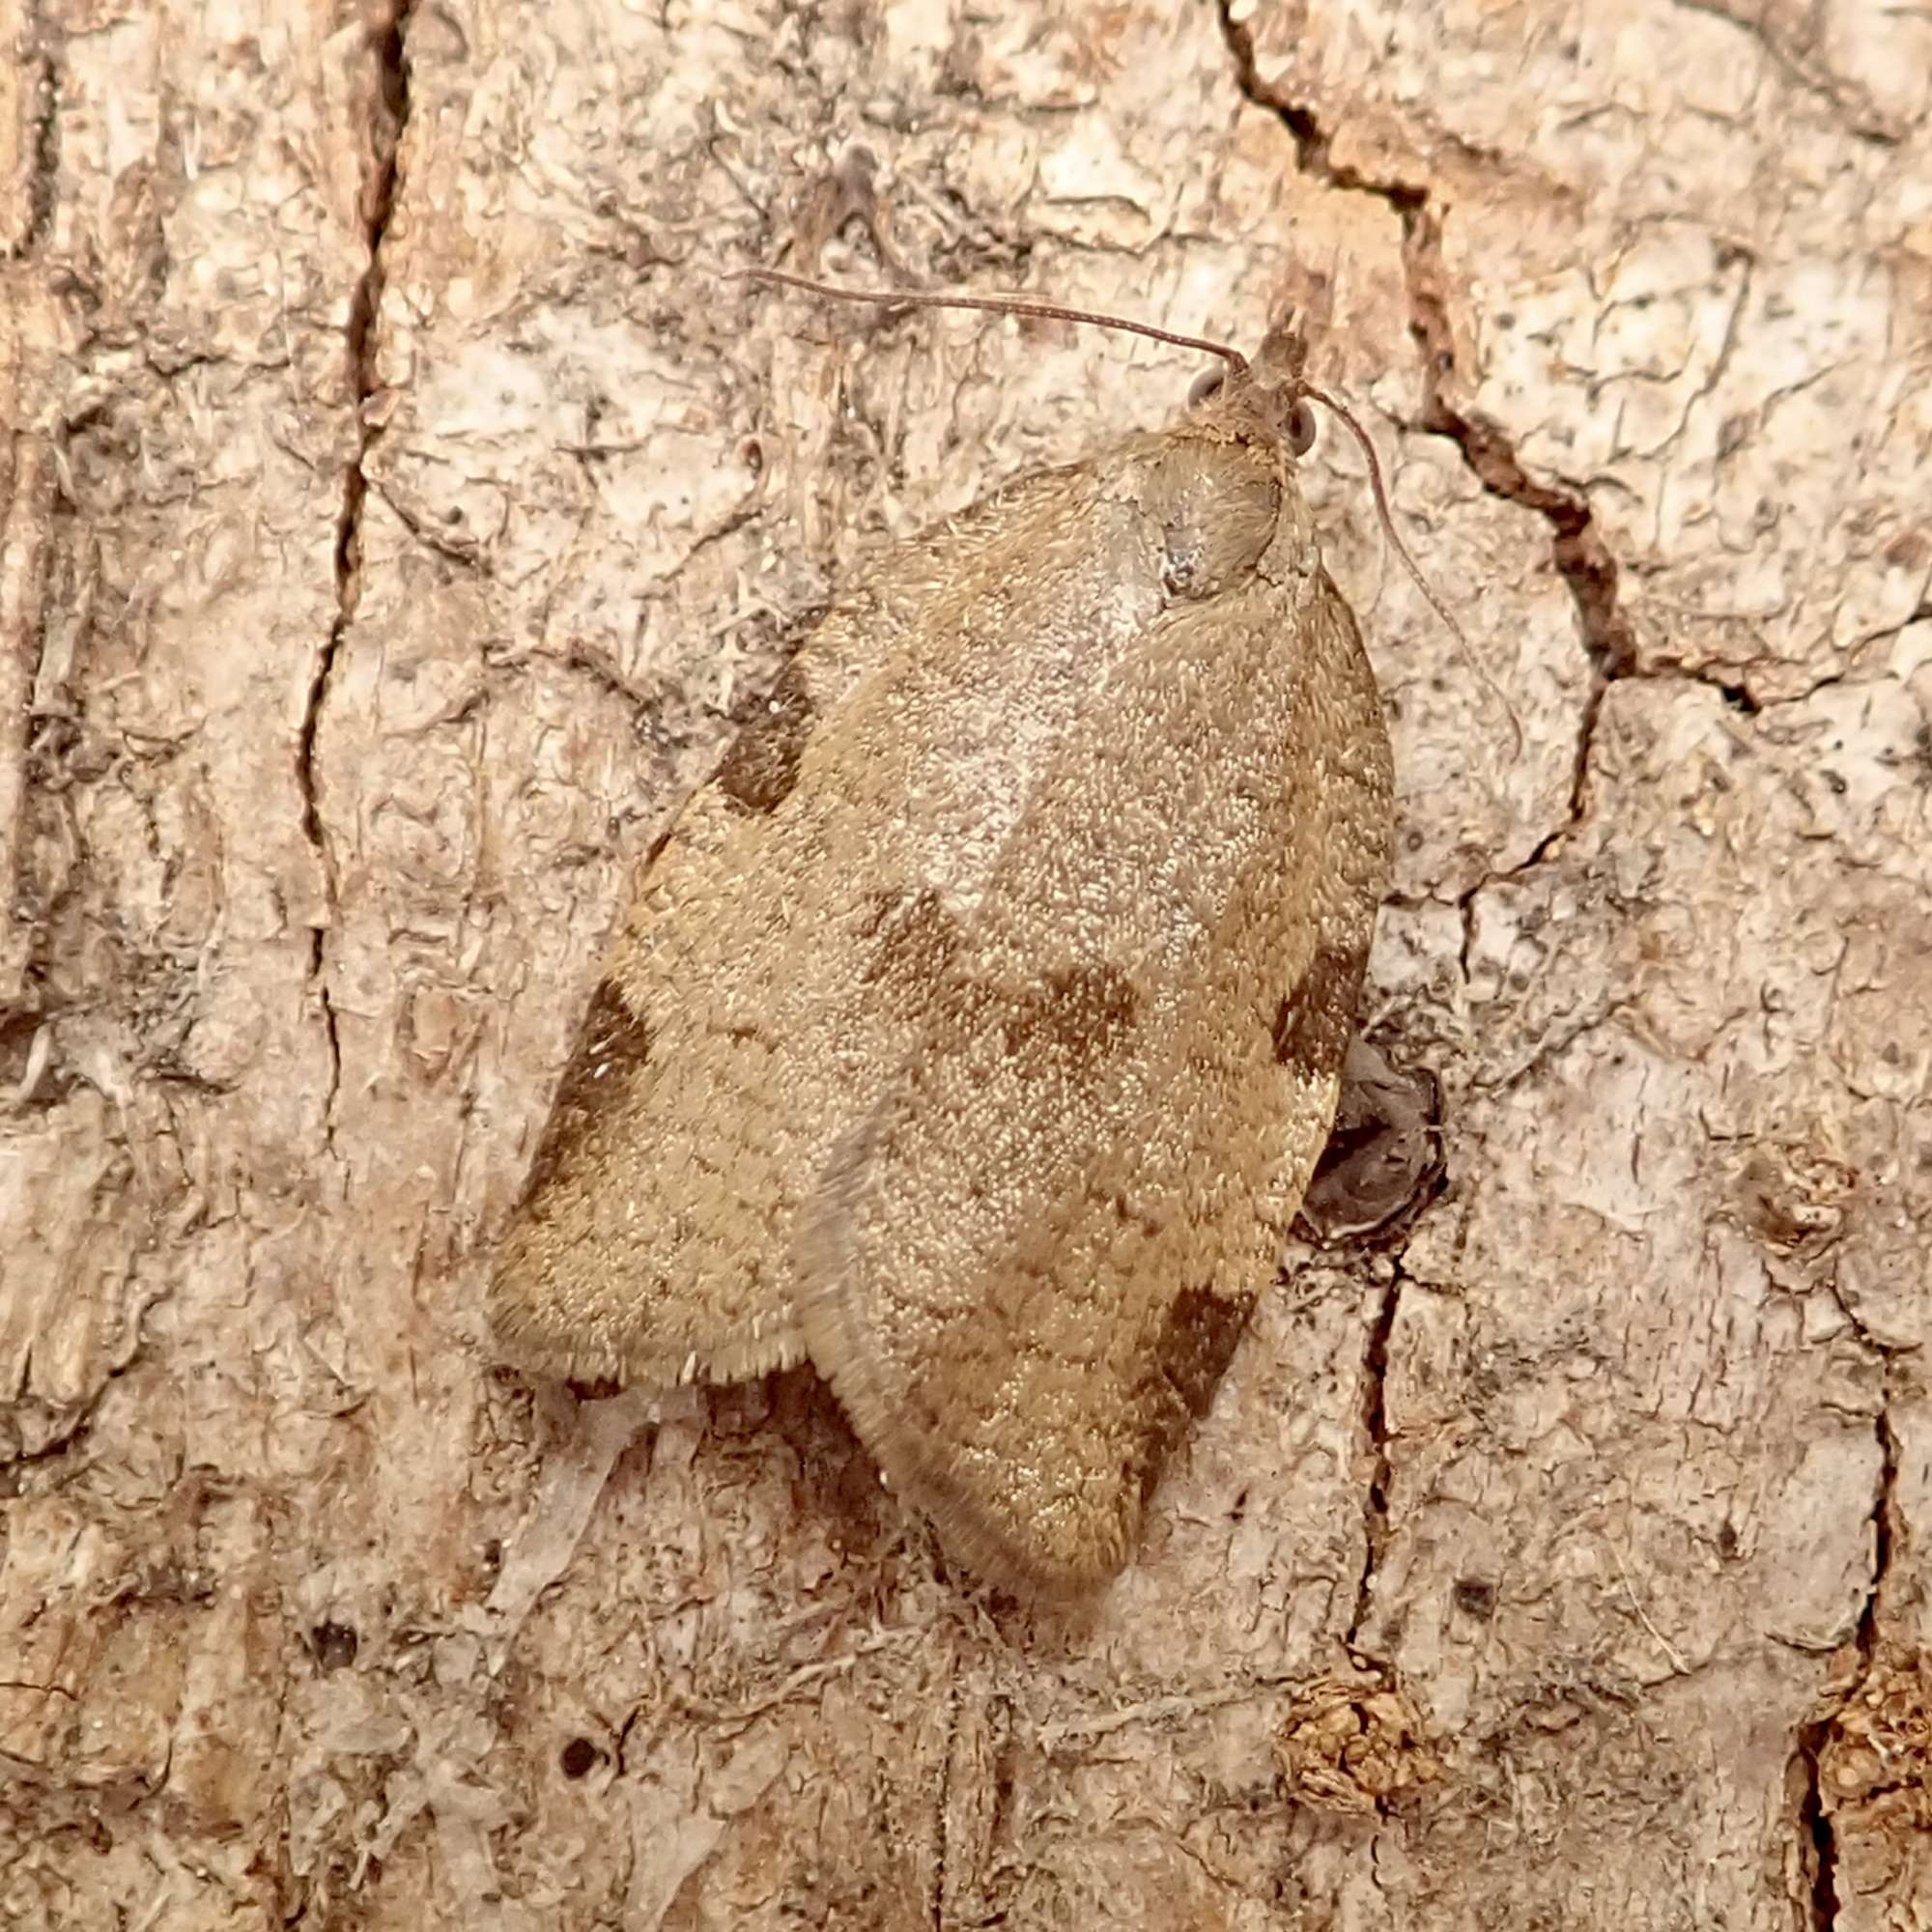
[2,0,1927,1926]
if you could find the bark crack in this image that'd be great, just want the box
[1211,8,1665,834]
[1346,1264,1403,1657]
[1214,8,1606,1668]
[1402,208,1642,829]
[1795,1720,1839,1932]
[1792,1388,1896,1931]
[1852,1397,1897,1666]
[298,1,414,1140]
[1213,3,1426,212]
[1665,0,1904,145]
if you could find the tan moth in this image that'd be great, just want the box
[490,276,1401,1594]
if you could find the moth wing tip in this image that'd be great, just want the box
[791,1098,1143,1599]
[809,1332,1136,1601]
[898,1464,1133,1601]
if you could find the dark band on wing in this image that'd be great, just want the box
[1130,1284,1258,1504]
[998,963,1140,1070]
[718,661,815,815]
[1271,934,1371,1074]
[519,978,652,1206]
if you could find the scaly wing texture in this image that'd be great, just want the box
[795,567,1392,1592]
[489,435,1278,1386]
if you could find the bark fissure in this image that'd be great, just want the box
[299,2,414,1133]
[1346,1265,1403,1655]
[1399,207,1640,825]
[1212,11,1640,1675]
[1859,1402,1898,1662]
[1213,10,1652,828]
[1214,4,1427,211]
[1666,0,1904,144]
[1784,1388,1894,1932]
[1795,1723,1839,1932]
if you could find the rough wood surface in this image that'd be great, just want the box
[2,0,1926,1927]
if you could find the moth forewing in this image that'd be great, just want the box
[794,506,1392,1595]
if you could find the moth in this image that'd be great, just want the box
[491,274,1399,1594]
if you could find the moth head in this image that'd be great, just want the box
[729,266,1501,738]
[1187,362,1319,458]
[1184,311,1327,462]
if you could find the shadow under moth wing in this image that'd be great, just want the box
[491,320,1395,1593]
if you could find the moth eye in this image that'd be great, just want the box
[1187,367,1226,409]
[1288,399,1319,456]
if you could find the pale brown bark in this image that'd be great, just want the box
[2,0,1926,1927]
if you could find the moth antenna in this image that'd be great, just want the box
[1303,383,1525,756]
[733,266,1250,373]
